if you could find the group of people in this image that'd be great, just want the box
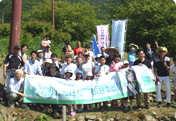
[2,38,176,118]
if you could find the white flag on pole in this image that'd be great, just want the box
[173,0,176,4]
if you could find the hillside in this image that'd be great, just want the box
[0,0,109,23]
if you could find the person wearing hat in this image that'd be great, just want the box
[134,49,152,110]
[95,54,102,65]
[79,52,95,79]
[105,47,119,66]
[42,59,52,76]
[24,51,43,76]
[84,44,94,62]
[19,44,28,63]
[154,46,171,108]
[61,54,77,80]
[37,50,45,65]
[44,45,52,59]
[2,45,24,104]
[128,43,139,66]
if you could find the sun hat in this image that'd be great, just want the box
[64,69,73,77]
[96,54,102,58]
[105,47,119,55]
[43,59,52,67]
[46,44,51,48]
[50,63,59,71]
[37,50,44,53]
[123,60,129,65]
[86,72,93,77]
[76,70,83,79]
[156,46,168,54]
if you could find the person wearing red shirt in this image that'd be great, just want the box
[74,41,84,55]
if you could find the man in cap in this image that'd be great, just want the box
[154,47,171,108]
[24,51,43,76]
[2,45,24,104]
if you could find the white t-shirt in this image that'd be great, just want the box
[95,64,110,76]
[79,62,95,79]
[44,51,52,59]
[170,64,176,80]
[83,51,94,62]
[41,40,51,45]
[61,63,77,80]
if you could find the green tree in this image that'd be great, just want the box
[108,0,176,53]
[30,0,101,41]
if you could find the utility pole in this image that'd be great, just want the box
[9,0,22,53]
[52,0,54,27]
[2,11,5,24]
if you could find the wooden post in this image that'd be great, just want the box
[62,106,66,121]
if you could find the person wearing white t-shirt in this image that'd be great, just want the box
[170,56,176,100]
[61,55,77,80]
[94,55,109,77]
[44,45,52,59]
[84,44,94,62]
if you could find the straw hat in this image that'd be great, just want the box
[43,59,52,67]
[105,47,119,54]
[156,47,168,54]
[62,53,74,60]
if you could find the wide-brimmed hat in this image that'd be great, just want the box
[43,59,52,67]
[123,60,129,65]
[105,47,119,54]
[46,44,51,48]
[86,72,93,77]
[50,63,59,71]
[64,69,73,77]
[156,46,168,54]
[37,50,44,53]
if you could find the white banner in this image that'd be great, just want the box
[96,25,109,51]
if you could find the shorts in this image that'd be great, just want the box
[123,95,134,100]
[173,79,176,88]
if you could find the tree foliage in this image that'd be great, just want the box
[108,0,176,53]
[30,0,101,41]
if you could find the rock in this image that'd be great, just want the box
[172,100,175,104]
[171,92,175,96]
[151,111,157,116]
[0,114,3,121]
[116,117,120,121]
[85,115,96,120]
[69,118,76,121]
[164,116,170,121]
[97,118,103,121]
[162,94,166,98]
[144,114,156,121]
[163,99,167,103]
[87,120,94,121]
[12,111,18,116]
[149,97,153,102]
[107,118,114,121]
[78,115,85,121]
[153,94,156,98]
[1,109,7,121]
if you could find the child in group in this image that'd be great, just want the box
[128,43,139,66]
[110,54,124,108]
[46,35,51,45]
[85,72,94,110]
[41,37,48,51]
[170,55,176,101]
[75,70,84,112]
[44,45,52,59]
[122,60,134,111]
[64,69,76,116]
[42,59,52,76]
[51,53,62,72]
[94,55,109,109]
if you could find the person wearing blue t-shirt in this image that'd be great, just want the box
[128,43,139,66]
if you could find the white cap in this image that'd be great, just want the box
[123,60,129,64]
[96,54,102,58]
[37,50,43,53]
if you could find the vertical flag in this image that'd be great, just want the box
[92,35,100,57]
[111,20,127,59]
[173,0,176,4]
[96,25,109,52]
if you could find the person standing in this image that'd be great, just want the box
[37,50,45,66]
[19,44,28,63]
[2,45,24,104]
[105,47,119,67]
[154,47,171,108]
[24,51,43,76]
[101,46,108,58]
[74,41,84,56]
[84,45,94,62]
[6,69,29,109]
[134,49,152,110]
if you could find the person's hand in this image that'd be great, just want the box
[3,72,6,78]
[65,52,68,54]
[96,74,100,77]
[112,61,115,66]
[21,94,25,97]
[163,61,167,67]
[155,78,160,85]
[106,72,109,74]
[155,41,158,46]
[139,63,143,66]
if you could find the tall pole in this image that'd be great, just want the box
[9,0,22,53]
[52,0,54,27]
[2,11,5,24]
